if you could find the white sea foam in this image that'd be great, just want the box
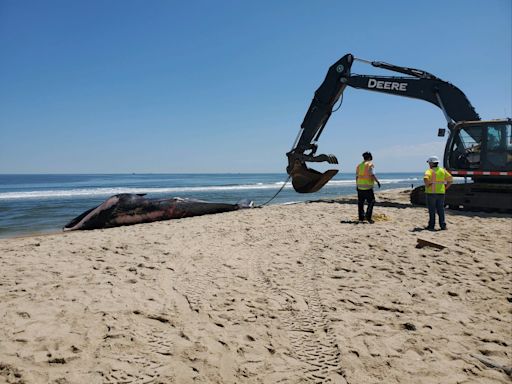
[0,178,420,200]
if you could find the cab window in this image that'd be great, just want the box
[485,124,511,169]
[449,125,483,169]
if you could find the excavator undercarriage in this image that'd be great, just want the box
[411,183,512,213]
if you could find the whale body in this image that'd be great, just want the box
[63,193,253,231]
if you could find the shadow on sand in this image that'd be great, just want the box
[307,198,413,210]
[307,198,512,218]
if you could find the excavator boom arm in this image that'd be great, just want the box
[292,54,354,154]
[285,54,354,193]
[287,53,480,193]
[346,75,480,122]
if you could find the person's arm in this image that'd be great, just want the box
[370,164,381,188]
[373,174,381,188]
[424,172,432,188]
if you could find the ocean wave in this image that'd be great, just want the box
[0,177,420,200]
[0,186,284,200]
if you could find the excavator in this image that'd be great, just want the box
[286,53,512,212]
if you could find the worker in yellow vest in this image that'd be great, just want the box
[423,156,453,230]
[356,152,381,223]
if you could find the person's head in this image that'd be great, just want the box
[362,151,372,161]
[427,155,440,168]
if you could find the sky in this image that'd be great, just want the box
[0,0,510,173]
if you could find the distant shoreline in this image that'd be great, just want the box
[0,171,425,176]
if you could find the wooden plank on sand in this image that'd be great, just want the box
[416,238,447,250]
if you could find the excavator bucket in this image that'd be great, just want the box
[289,162,338,193]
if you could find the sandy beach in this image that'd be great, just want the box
[0,188,510,384]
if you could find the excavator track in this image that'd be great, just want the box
[410,184,512,213]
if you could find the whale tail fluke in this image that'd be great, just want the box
[236,199,254,209]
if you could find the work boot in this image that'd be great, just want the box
[440,225,447,230]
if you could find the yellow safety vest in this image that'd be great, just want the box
[424,167,452,194]
[356,161,374,190]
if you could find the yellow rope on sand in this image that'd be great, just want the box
[353,213,390,222]
[372,213,390,222]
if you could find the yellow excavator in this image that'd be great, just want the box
[286,53,512,212]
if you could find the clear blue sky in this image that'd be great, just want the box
[1,0,510,173]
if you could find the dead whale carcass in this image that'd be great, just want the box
[63,193,253,231]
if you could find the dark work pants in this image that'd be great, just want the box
[357,188,375,220]
[426,193,446,228]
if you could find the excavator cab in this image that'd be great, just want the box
[445,119,512,173]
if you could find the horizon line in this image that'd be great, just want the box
[0,171,426,175]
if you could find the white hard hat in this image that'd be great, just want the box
[427,156,440,163]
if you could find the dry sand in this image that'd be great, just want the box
[0,189,511,384]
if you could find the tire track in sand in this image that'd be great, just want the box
[253,246,346,383]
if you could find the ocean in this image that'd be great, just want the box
[0,173,421,238]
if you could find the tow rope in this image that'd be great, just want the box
[256,175,291,207]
